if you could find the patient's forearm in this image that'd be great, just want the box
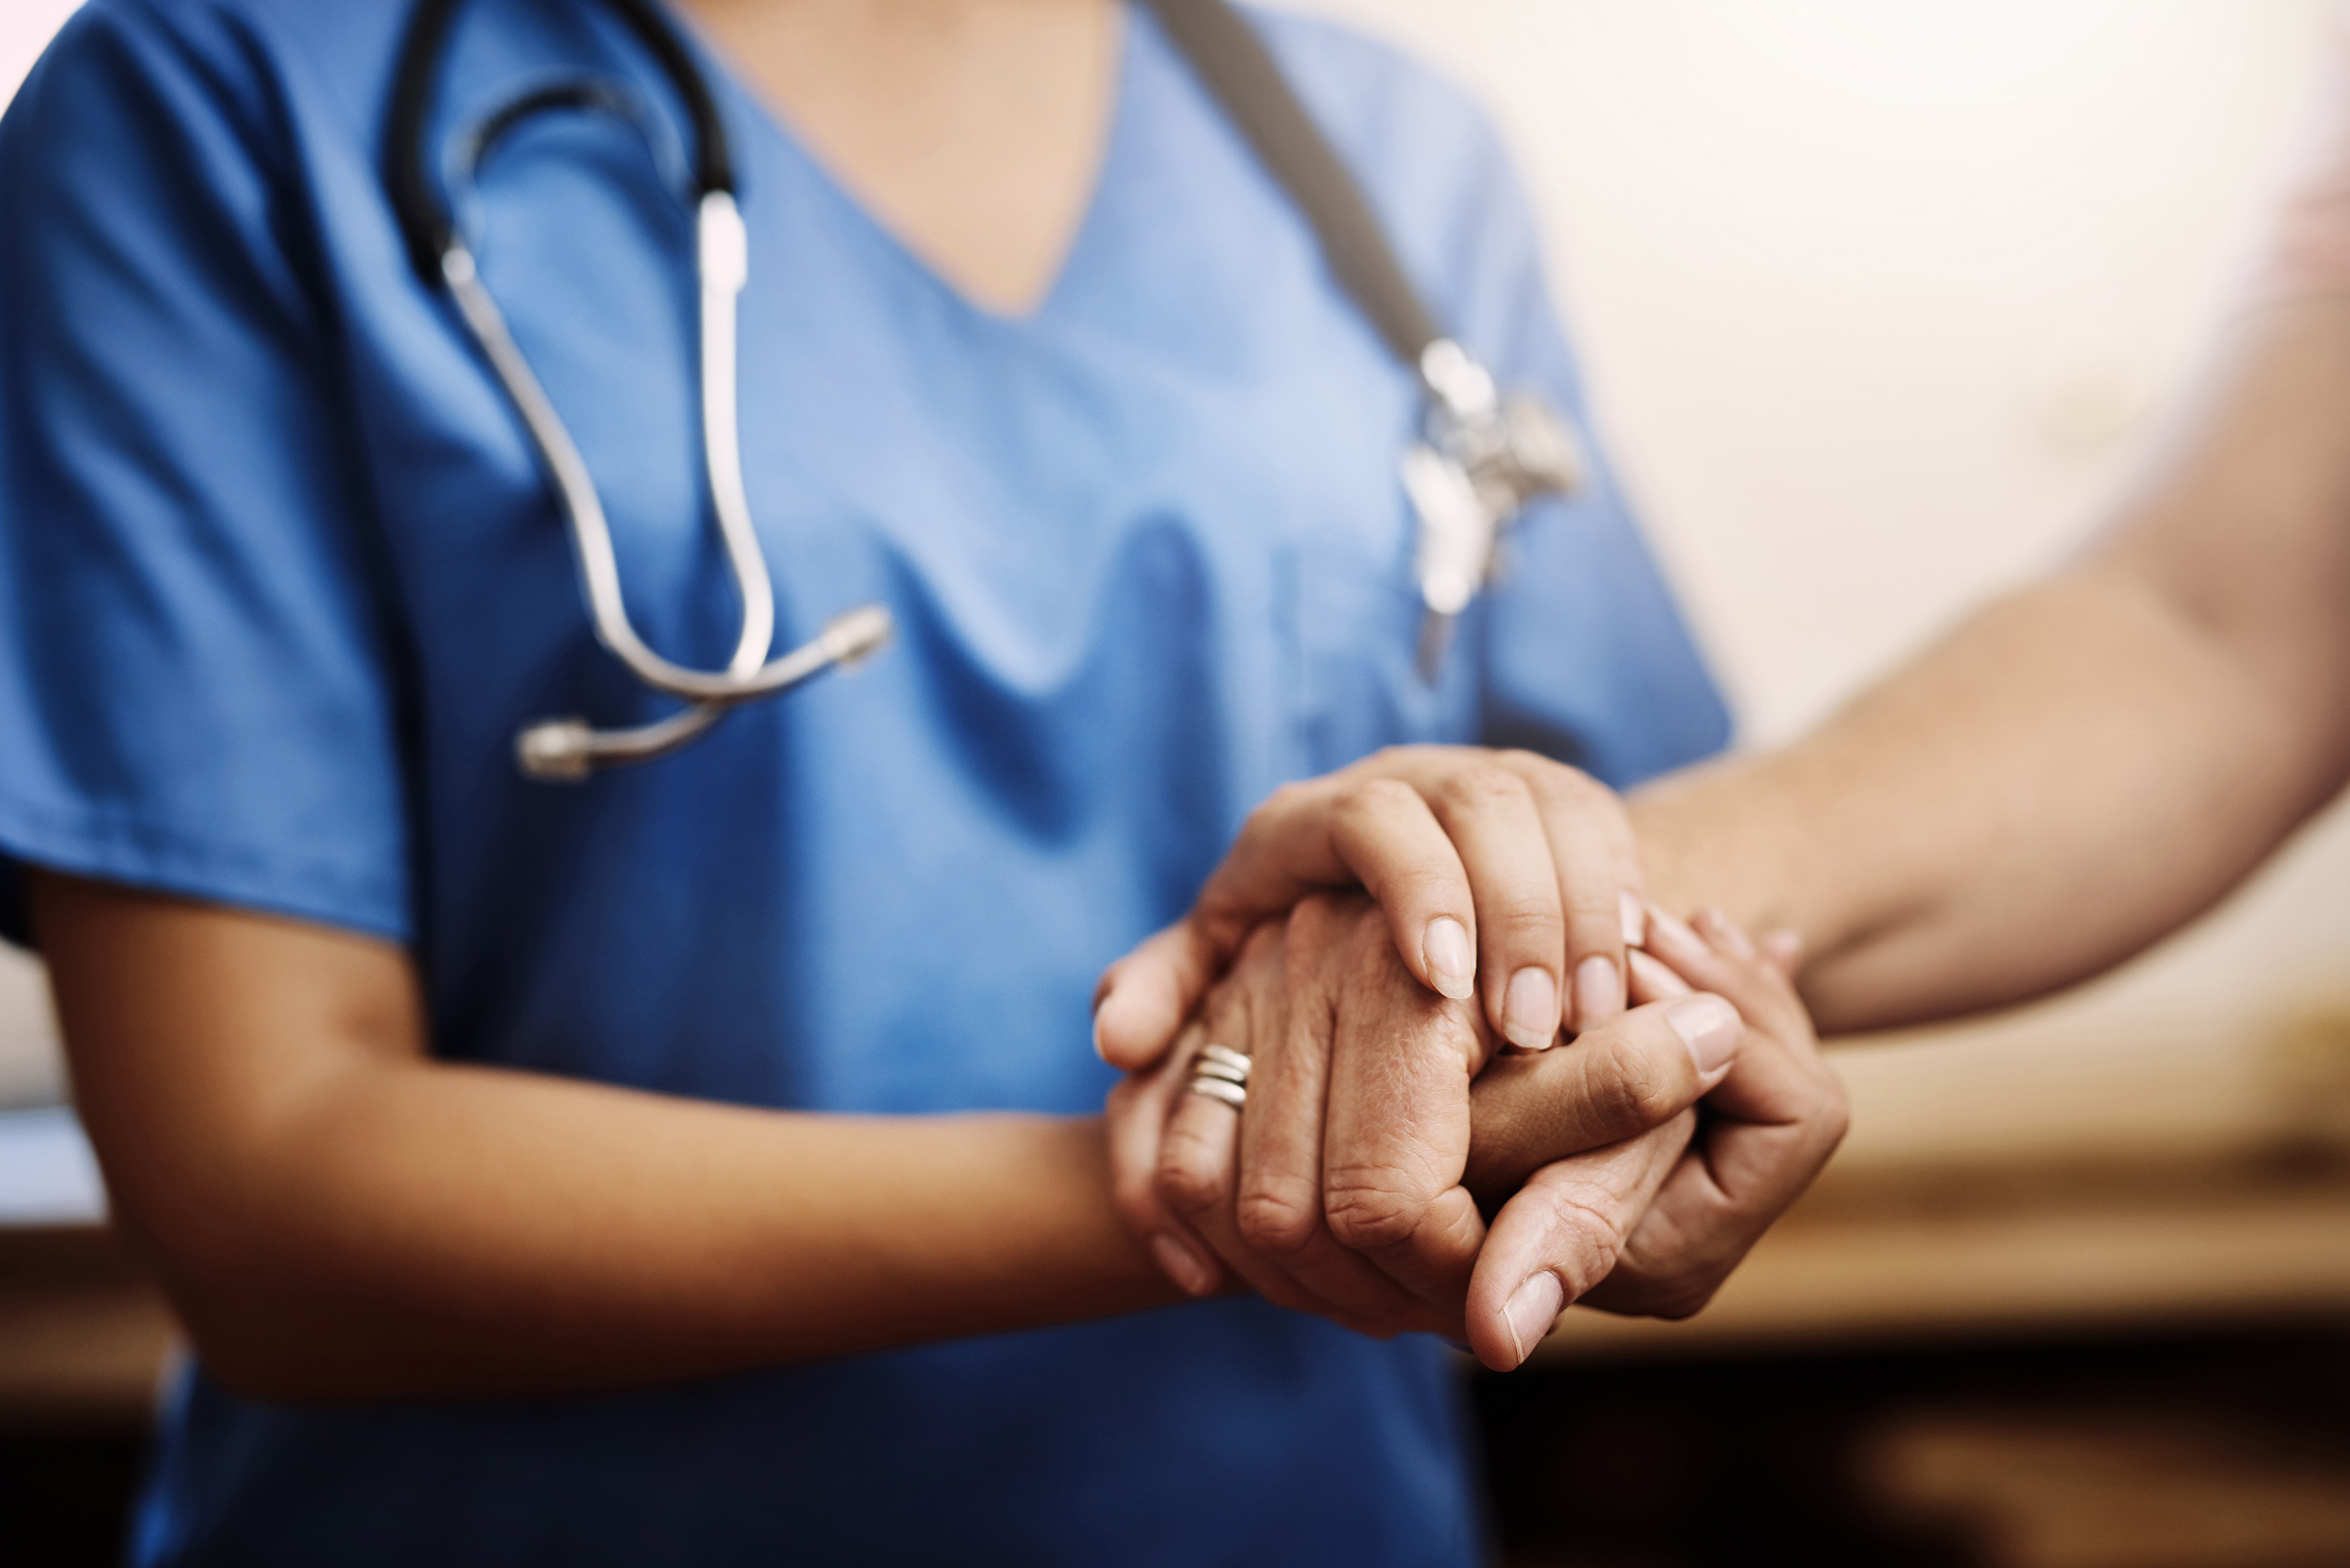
[1632,572,2313,1028]
[1633,297,2350,1033]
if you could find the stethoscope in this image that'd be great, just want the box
[386,0,1588,781]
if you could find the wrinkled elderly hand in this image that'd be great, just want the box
[1105,892,1751,1365]
[1572,905,1847,1321]
[1105,894,1845,1368]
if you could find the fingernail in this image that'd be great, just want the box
[1696,906,1756,960]
[1503,967,1559,1052]
[1646,902,1705,962]
[1620,890,1646,948]
[1503,1272,1566,1367]
[1761,929,1805,970]
[1424,916,1475,1001]
[1628,948,1691,999]
[1092,1005,1110,1062]
[1573,954,1624,1031]
[1668,994,1741,1075]
[1149,1233,1216,1297]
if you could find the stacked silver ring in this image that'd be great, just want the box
[1187,1043,1252,1109]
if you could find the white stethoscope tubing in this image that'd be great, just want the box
[402,0,1577,779]
[439,187,889,777]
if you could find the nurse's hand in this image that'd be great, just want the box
[1105,892,1741,1353]
[1094,746,1646,1069]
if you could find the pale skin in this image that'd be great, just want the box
[35,0,1749,1398]
[1100,289,2350,1339]
[684,0,1123,315]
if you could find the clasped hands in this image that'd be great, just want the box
[1094,748,1848,1370]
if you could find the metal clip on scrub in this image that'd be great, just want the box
[1401,339,1588,680]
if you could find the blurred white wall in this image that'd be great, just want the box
[0,2,2345,1136]
[1302,0,2333,741]
[0,0,80,1107]
[0,0,78,104]
[1300,0,2350,1144]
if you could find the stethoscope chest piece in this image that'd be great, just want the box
[1404,339,1588,678]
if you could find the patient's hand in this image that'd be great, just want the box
[1105,896,1844,1367]
[1105,892,1745,1361]
[1573,905,1847,1321]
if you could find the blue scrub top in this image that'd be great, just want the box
[0,1,1729,1563]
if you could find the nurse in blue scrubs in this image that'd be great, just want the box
[0,0,1728,1562]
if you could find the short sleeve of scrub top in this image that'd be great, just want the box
[0,3,1731,1565]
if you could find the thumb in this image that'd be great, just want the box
[1092,921,1219,1071]
[1463,1113,1695,1371]
[1465,993,1740,1201]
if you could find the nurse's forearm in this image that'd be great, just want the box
[182,1089,1170,1400]
[33,871,1176,1402]
[1632,297,2350,1033]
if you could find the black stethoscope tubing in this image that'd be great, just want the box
[389,0,733,281]
[382,0,1583,779]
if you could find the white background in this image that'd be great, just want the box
[1,3,2345,1161]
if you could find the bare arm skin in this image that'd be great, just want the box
[1634,294,2350,1031]
[1096,281,2350,1330]
[33,872,1176,1403]
[1101,294,2350,1058]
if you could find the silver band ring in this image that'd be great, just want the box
[1186,1043,1252,1109]
[1199,1044,1252,1080]
[1188,1075,1247,1110]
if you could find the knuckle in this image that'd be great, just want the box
[1322,1166,1435,1251]
[1487,894,1564,944]
[1562,884,1628,930]
[1237,920,1285,968]
[1539,1186,1643,1279]
[1593,1035,1682,1130]
[1340,776,1422,820]
[1505,749,1586,791]
[1234,1180,1321,1255]
[1244,780,1326,841]
[1258,779,1315,817]
[1362,743,1437,777]
[1527,760,1630,827]
[1433,763,1531,815]
[1155,1130,1229,1218]
[1288,891,1369,970]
